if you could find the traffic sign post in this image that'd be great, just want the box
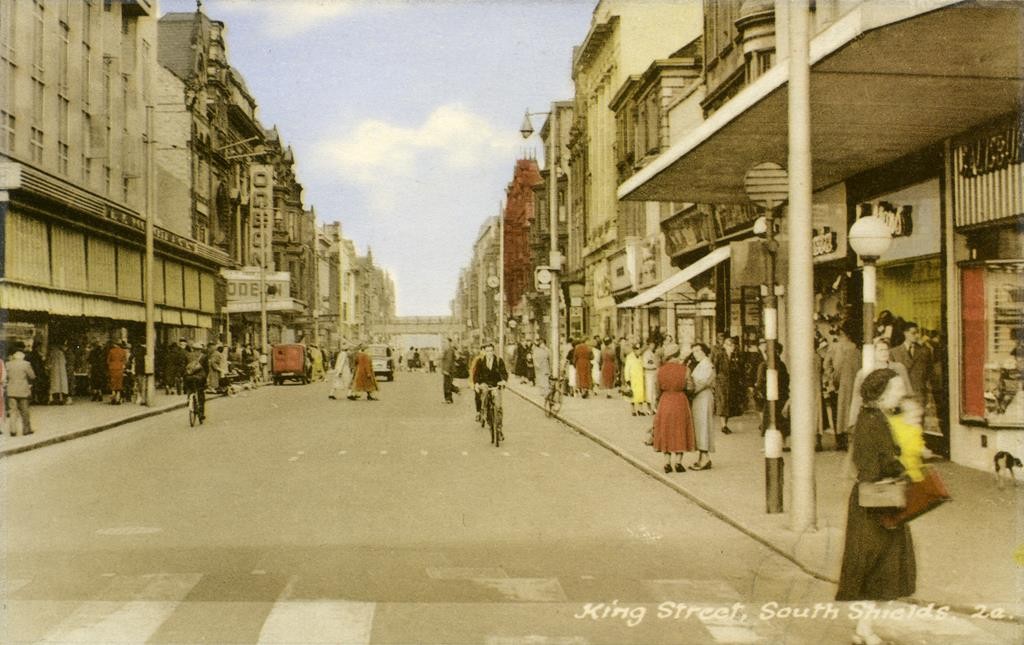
[744,162,787,515]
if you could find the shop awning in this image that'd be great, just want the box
[618,1,1024,204]
[617,246,730,308]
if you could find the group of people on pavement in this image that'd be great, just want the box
[327,344,379,401]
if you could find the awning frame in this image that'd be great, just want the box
[617,245,731,308]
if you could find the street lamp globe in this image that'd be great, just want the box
[753,216,768,236]
[848,215,892,260]
[519,111,534,139]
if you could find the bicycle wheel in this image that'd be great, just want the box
[550,388,562,415]
[494,407,503,447]
[188,394,197,427]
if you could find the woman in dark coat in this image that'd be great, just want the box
[88,342,108,401]
[651,343,696,473]
[713,336,744,434]
[836,368,915,645]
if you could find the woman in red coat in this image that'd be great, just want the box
[652,343,696,473]
[107,341,128,405]
[573,339,594,397]
[350,347,378,401]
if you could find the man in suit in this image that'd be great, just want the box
[441,338,457,403]
[891,321,933,403]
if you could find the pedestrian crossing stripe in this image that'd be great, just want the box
[257,601,375,644]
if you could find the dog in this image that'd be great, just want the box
[994,451,1023,489]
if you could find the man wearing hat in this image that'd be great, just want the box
[183,342,209,422]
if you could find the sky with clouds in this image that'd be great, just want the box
[161,0,595,315]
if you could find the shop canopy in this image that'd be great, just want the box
[617,245,730,309]
[617,1,1024,204]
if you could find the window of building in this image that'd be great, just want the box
[32,77,44,124]
[104,164,111,194]
[59,21,69,95]
[122,173,129,201]
[0,110,13,152]
[32,1,44,76]
[82,0,92,44]
[81,111,90,182]
[58,97,69,174]
[0,0,15,64]
[82,44,91,109]
[102,56,111,122]
[30,127,43,163]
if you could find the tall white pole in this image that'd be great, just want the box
[143,105,156,406]
[787,0,817,532]
[548,106,560,381]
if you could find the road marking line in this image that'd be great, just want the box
[251,570,267,575]
[461,451,469,456]
[95,526,162,536]
[297,451,305,455]
[380,450,388,455]
[426,566,507,580]
[41,573,202,643]
[100,573,117,578]
[582,452,591,458]
[258,601,376,645]
[338,450,347,455]
[471,578,568,602]
[540,452,551,457]
[420,450,429,456]
[705,625,761,643]
[502,451,511,457]
[288,456,299,462]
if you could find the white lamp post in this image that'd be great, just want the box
[848,215,893,371]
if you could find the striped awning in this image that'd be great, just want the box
[2,283,213,328]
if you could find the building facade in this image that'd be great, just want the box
[617,0,1024,468]
[0,0,224,360]
[567,0,703,338]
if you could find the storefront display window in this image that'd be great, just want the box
[961,261,1024,428]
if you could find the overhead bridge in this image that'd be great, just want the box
[379,316,464,337]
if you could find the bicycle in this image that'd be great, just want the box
[545,375,566,417]
[185,379,205,427]
[480,384,504,447]
[187,391,200,427]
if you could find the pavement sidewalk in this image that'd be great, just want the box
[507,380,1023,620]
[0,390,193,457]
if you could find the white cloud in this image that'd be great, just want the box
[316,103,521,212]
[211,0,362,38]
[310,104,525,314]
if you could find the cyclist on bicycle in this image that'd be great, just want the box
[473,341,508,422]
[183,342,209,423]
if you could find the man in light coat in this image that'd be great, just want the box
[6,349,36,435]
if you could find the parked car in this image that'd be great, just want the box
[366,344,395,381]
[271,343,309,385]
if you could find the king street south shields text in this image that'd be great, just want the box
[574,601,953,627]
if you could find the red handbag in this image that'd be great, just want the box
[880,467,951,528]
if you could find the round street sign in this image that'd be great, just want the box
[536,267,552,288]
[743,162,789,209]
[486,275,500,289]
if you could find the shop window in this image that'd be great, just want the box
[961,262,1024,428]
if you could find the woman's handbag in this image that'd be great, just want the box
[880,467,951,528]
[858,477,908,509]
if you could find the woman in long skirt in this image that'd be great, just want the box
[651,343,695,473]
[623,343,647,416]
[836,368,915,645]
[688,343,716,470]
